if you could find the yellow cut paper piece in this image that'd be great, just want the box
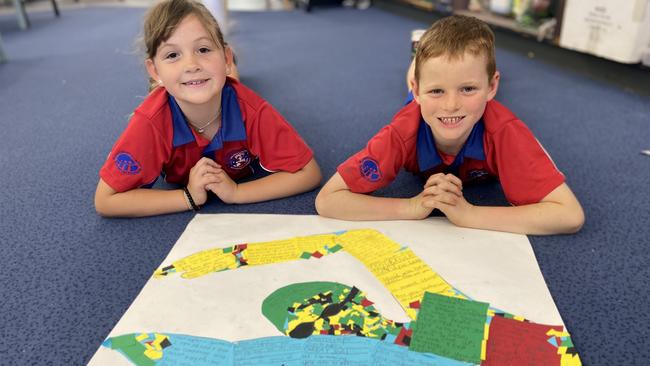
[547,329,570,338]
[152,334,168,350]
[143,348,163,360]
[154,247,239,279]
[337,229,401,263]
[366,249,456,320]
[561,354,582,366]
[481,339,487,360]
[245,234,337,266]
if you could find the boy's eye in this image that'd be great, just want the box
[164,52,178,60]
[429,89,444,95]
[461,86,477,93]
[198,47,211,54]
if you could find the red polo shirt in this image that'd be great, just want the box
[100,79,313,192]
[338,100,564,206]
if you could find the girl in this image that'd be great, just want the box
[95,0,321,217]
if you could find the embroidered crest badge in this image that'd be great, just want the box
[114,152,141,175]
[360,157,381,182]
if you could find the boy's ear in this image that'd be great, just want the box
[145,59,160,83]
[487,71,500,101]
[410,79,421,104]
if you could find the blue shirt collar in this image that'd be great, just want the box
[169,95,195,147]
[169,83,247,153]
[416,118,486,172]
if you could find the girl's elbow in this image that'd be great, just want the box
[303,160,322,191]
[94,194,117,217]
[94,199,113,217]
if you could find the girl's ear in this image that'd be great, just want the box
[224,45,239,80]
[145,59,160,83]
[223,45,235,66]
[487,71,500,101]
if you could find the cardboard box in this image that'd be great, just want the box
[559,0,650,64]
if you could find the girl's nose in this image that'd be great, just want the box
[184,55,201,73]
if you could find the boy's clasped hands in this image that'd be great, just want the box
[411,173,470,223]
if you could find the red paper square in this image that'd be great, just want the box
[483,316,564,366]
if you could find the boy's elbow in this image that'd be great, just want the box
[315,189,337,218]
[566,210,585,234]
[560,207,585,234]
[314,190,327,216]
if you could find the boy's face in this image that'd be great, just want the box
[412,52,499,154]
[145,15,232,111]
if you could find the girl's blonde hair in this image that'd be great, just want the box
[142,0,226,90]
[414,15,496,83]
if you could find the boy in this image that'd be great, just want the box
[316,15,584,235]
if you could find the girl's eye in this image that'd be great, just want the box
[165,52,178,60]
[198,47,211,54]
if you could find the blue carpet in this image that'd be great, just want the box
[0,6,648,365]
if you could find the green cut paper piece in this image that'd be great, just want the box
[108,334,138,349]
[128,351,156,366]
[107,334,156,366]
[409,292,489,364]
[223,247,233,253]
[262,282,351,332]
[562,337,574,348]
[329,244,343,253]
[300,252,313,259]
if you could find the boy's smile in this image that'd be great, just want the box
[438,116,465,127]
[412,52,499,155]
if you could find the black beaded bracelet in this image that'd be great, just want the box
[182,186,200,211]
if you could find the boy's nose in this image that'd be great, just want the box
[444,93,460,111]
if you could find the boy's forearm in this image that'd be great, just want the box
[316,191,418,221]
[459,202,584,235]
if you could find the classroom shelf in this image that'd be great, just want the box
[394,0,562,43]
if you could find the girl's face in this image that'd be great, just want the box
[145,14,231,111]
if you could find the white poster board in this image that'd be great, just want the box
[89,214,564,365]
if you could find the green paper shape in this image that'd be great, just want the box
[409,292,489,364]
[109,334,154,366]
[300,252,312,259]
[223,247,233,253]
[108,334,138,349]
[329,244,343,253]
[127,351,155,366]
[562,337,574,348]
[262,282,350,332]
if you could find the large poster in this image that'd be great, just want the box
[89,214,579,365]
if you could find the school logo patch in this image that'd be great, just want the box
[360,157,381,182]
[227,150,251,170]
[468,169,489,181]
[114,152,141,175]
